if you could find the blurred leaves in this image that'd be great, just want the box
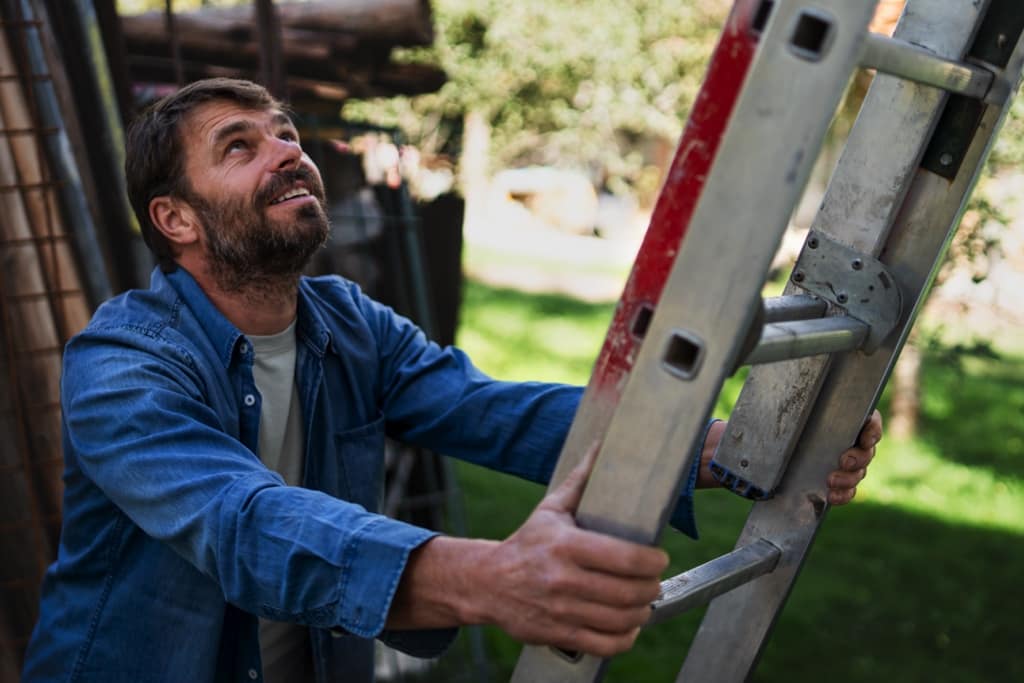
[345,0,731,197]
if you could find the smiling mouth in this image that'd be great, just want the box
[268,187,312,205]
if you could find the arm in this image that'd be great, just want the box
[63,327,434,637]
[387,446,668,657]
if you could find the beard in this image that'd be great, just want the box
[183,166,330,298]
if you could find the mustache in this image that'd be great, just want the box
[255,167,325,208]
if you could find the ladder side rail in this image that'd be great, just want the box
[677,26,1024,681]
[712,0,989,496]
[543,0,765,492]
[513,0,878,680]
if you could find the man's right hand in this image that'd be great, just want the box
[388,446,669,658]
[470,446,669,657]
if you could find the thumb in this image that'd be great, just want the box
[540,441,600,514]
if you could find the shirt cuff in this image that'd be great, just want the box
[668,418,721,540]
[380,626,459,658]
[334,516,438,638]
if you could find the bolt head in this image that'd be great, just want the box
[852,258,863,270]
[837,292,849,304]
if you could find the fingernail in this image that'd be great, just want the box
[843,454,857,469]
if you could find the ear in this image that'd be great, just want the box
[149,195,201,249]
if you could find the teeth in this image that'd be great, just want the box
[270,188,310,205]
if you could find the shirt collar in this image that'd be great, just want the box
[159,266,334,365]
[160,266,244,369]
[296,278,333,357]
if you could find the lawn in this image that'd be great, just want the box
[446,278,1024,683]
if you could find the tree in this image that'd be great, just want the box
[345,0,730,201]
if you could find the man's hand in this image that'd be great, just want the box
[697,410,883,504]
[469,445,668,657]
[826,409,882,505]
[387,446,668,658]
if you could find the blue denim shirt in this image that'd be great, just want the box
[23,266,699,682]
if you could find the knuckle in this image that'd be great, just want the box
[548,597,572,620]
[642,579,663,603]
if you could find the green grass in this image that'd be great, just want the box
[449,278,1024,682]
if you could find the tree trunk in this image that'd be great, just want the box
[889,333,922,439]
[459,109,491,233]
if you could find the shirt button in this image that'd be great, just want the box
[239,342,249,355]
[248,668,259,680]
[244,394,256,406]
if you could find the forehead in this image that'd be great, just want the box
[183,100,294,149]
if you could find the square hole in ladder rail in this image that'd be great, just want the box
[631,303,655,340]
[752,0,776,35]
[788,9,835,62]
[662,329,705,381]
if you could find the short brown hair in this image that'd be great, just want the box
[124,78,282,271]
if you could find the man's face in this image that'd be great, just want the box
[178,100,329,291]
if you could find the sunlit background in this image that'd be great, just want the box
[89,1,1024,680]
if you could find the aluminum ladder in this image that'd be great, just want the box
[510,0,1024,680]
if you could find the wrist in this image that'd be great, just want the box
[697,419,727,489]
[388,536,499,630]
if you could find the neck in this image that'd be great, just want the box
[179,256,300,335]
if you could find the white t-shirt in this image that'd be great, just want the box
[249,320,313,682]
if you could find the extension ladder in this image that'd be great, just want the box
[511,0,1024,681]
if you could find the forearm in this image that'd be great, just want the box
[385,535,498,630]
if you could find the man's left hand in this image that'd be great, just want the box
[825,409,882,505]
[698,410,882,505]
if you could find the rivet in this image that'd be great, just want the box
[837,292,849,304]
[851,258,863,270]
[740,459,750,468]
[808,237,819,249]
[793,271,805,283]
[940,152,954,166]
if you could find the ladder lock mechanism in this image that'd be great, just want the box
[790,230,902,352]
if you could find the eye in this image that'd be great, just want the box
[279,129,299,143]
[226,138,248,153]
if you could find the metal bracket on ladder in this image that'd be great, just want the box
[789,230,902,353]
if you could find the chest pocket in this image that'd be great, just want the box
[333,414,386,513]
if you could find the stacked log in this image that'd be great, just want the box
[119,0,447,110]
[0,9,93,676]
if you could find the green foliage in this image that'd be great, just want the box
[453,278,1024,681]
[345,0,728,195]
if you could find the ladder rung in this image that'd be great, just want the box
[763,294,826,324]
[860,33,993,99]
[648,539,781,627]
[743,316,868,365]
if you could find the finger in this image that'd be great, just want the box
[542,441,601,514]
[839,447,873,471]
[828,468,867,491]
[566,527,670,577]
[829,486,857,506]
[548,625,643,659]
[548,566,663,607]
[544,598,652,635]
[858,409,883,450]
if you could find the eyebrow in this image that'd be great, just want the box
[211,112,297,150]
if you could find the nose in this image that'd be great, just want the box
[269,135,302,171]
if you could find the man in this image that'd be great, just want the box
[23,79,880,682]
